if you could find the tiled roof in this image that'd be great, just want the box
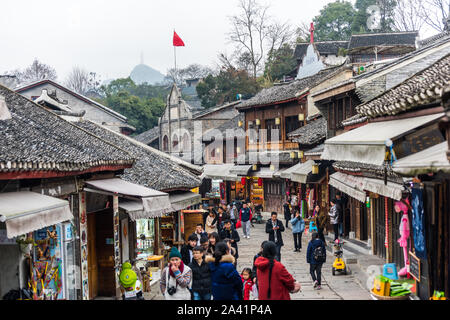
[0,84,134,174]
[237,66,341,109]
[348,31,418,50]
[202,114,245,142]
[134,126,159,145]
[341,113,368,127]
[294,41,349,60]
[288,116,326,146]
[75,120,201,191]
[333,161,403,183]
[356,54,450,118]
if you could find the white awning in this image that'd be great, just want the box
[85,178,172,219]
[230,165,253,176]
[200,164,240,181]
[329,172,405,202]
[329,172,367,203]
[321,113,444,166]
[393,142,450,176]
[279,160,315,183]
[0,191,73,239]
[119,192,201,219]
[169,192,202,212]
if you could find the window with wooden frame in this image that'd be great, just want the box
[265,118,280,142]
[285,115,302,136]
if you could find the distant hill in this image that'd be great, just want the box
[130,64,165,85]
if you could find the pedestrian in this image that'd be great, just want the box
[160,247,192,300]
[283,200,291,229]
[247,200,255,227]
[252,241,268,284]
[181,234,198,265]
[205,211,218,235]
[219,220,240,263]
[229,204,237,229]
[192,223,208,246]
[306,232,327,290]
[265,212,285,261]
[335,193,344,237]
[328,199,340,241]
[290,209,305,252]
[200,236,210,253]
[314,205,327,245]
[205,242,243,300]
[254,241,301,300]
[239,203,252,239]
[241,268,258,300]
[217,207,227,232]
[188,246,212,300]
[223,238,238,267]
[206,232,220,256]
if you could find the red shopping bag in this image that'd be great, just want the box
[236,220,242,229]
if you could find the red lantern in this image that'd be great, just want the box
[258,178,262,186]
[241,177,246,185]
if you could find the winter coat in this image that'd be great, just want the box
[219,228,240,259]
[328,205,339,224]
[265,219,285,246]
[239,207,252,222]
[241,276,255,300]
[192,231,208,246]
[180,244,194,266]
[205,215,218,234]
[307,238,327,265]
[283,203,291,218]
[160,264,192,300]
[205,254,243,300]
[188,258,211,295]
[254,256,295,300]
[290,215,305,234]
[316,211,328,229]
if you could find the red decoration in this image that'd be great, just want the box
[258,178,262,186]
[309,22,314,44]
[173,31,185,47]
[241,177,246,185]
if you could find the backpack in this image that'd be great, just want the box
[313,244,326,263]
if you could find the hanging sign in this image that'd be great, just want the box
[409,251,421,282]
[79,192,89,300]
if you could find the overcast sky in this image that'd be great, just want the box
[0,0,439,82]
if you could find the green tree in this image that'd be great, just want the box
[196,67,260,108]
[352,0,377,33]
[313,1,356,41]
[352,0,397,33]
[264,43,297,82]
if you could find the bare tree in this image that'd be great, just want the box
[393,0,426,32]
[418,0,450,32]
[295,21,311,43]
[12,58,57,85]
[65,67,102,96]
[164,64,214,86]
[228,0,270,78]
[266,21,295,55]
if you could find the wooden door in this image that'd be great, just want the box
[374,198,387,260]
[95,210,115,297]
[87,213,98,299]
[184,213,203,242]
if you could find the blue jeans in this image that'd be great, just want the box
[193,292,211,300]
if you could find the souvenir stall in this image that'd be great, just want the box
[248,177,264,208]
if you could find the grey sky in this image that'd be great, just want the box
[0,0,439,82]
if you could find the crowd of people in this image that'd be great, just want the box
[155,195,345,300]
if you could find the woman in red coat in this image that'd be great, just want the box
[254,241,301,300]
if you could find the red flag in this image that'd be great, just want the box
[173,31,185,47]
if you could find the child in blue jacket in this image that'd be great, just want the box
[290,209,305,252]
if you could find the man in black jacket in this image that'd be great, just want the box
[219,220,240,261]
[265,212,285,261]
[180,234,198,265]
[189,246,212,300]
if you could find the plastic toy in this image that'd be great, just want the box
[332,239,347,275]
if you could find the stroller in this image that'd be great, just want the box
[332,239,347,275]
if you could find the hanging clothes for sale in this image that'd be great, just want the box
[307,188,315,212]
[411,187,427,260]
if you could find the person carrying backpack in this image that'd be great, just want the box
[306,232,327,290]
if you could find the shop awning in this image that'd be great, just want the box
[321,113,444,166]
[279,160,315,183]
[393,142,450,176]
[329,172,367,203]
[250,166,284,179]
[200,164,240,181]
[329,172,405,202]
[0,191,73,239]
[119,191,201,219]
[85,178,172,219]
[230,165,253,176]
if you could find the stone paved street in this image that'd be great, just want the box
[235,217,372,300]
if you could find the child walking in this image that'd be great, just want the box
[241,268,258,300]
